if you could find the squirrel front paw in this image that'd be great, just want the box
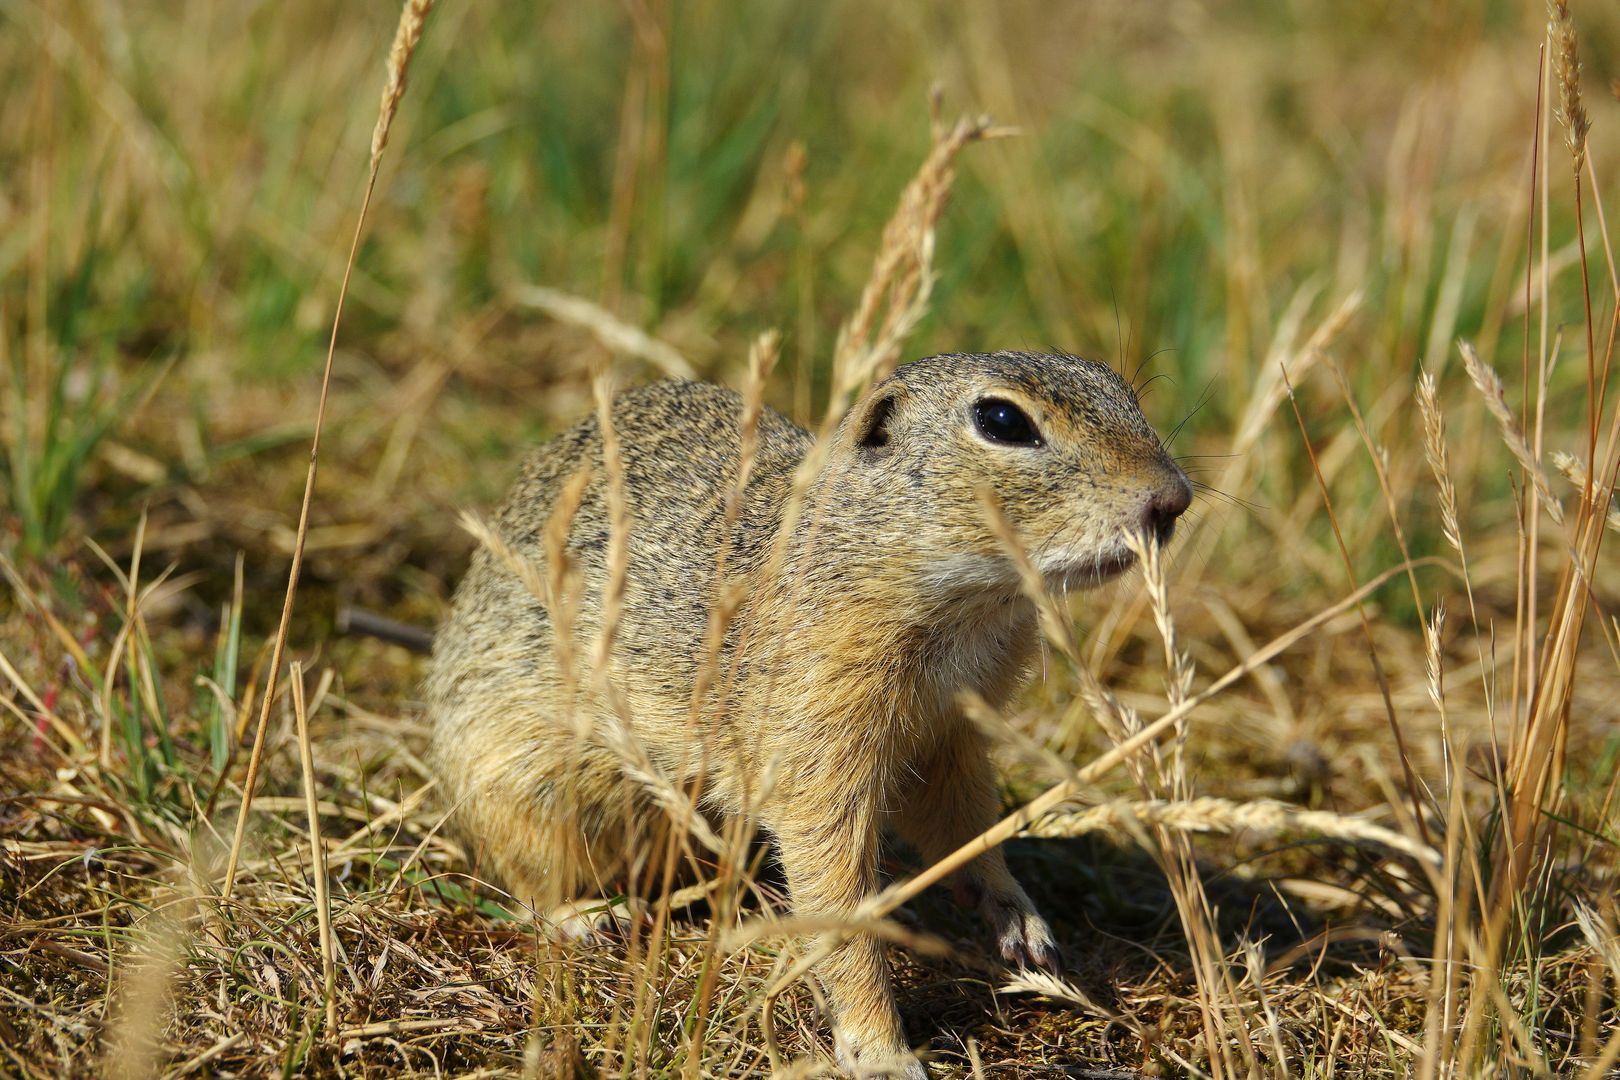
[834,1038,929,1080]
[981,893,1060,972]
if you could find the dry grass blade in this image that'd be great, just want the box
[690,330,780,725]
[1230,290,1362,457]
[1281,365,1432,847]
[751,108,1004,599]
[957,689,1084,788]
[110,509,146,768]
[508,283,695,378]
[457,510,547,606]
[0,639,80,754]
[1416,372,1474,582]
[591,704,726,855]
[1549,1,1590,172]
[1416,370,1493,742]
[220,0,436,901]
[0,552,92,673]
[997,967,1111,1012]
[1124,531,1193,739]
[1572,902,1620,983]
[975,487,1081,661]
[1425,601,1449,732]
[1328,355,1429,620]
[589,372,631,679]
[544,463,596,706]
[1547,0,1603,467]
[1122,529,1247,1076]
[729,330,781,511]
[974,486,1143,761]
[290,662,337,1036]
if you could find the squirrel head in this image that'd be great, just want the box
[827,351,1192,598]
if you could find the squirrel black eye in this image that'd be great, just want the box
[972,398,1042,446]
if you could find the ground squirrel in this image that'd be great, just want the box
[427,350,1192,1077]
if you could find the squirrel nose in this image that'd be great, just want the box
[1142,470,1193,545]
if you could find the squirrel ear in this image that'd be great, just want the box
[853,390,900,450]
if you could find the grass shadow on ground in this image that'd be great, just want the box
[891,834,1400,1074]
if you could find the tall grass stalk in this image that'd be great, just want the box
[221,0,438,901]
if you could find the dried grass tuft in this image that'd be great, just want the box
[289,662,337,1035]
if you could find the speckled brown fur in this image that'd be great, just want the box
[427,351,1191,1077]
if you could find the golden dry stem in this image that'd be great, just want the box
[1553,449,1620,531]
[290,662,337,1036]
[221,0,439,901]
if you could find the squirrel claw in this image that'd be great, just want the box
[989,903,1060,973]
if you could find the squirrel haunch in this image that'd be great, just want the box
[427,350,1192,1077]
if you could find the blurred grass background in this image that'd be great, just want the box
[7,0,1613,582]
[5,1,1620,1075]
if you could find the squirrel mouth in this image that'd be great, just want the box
[1042,548,1137,590]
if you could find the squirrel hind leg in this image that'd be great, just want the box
[449,745,659,919]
